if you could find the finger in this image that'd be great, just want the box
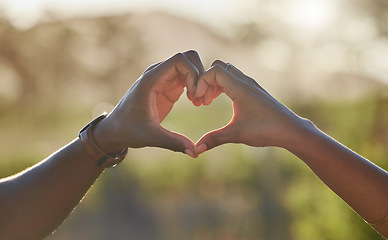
[195,126,235,155]
[183,50,205,74]
[202,86,222,106]
[149,126,197,158]
[211,60,246,80]
[211,59,226,68]
[147,52,199,86]
[182,50,204,102]
[170,52,199,94]
[142,52,200,104]
[190,94,203,107]
[212,60,268,94]
[202,86,215,106]
[195,64,240,101]
[144,61,162,73]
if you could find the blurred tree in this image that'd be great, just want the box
[353,0,388,36]
[0,22,37,105]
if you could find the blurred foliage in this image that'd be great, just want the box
[0,4,388,240]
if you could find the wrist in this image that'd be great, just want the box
[92,115,126,154]
[78,113,128,168]
[279,117,319,152]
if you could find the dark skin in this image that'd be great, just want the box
[0,50,204,240]
[0,50,387,239]
[94,50,206,155]
[194,60,388,238]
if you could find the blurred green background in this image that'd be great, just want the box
[1,0,388,239]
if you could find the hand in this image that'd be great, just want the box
[94,50,205,158]
[194,60,311,154]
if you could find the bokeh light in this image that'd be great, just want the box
[0,0,387,239]
[283,0,337,33]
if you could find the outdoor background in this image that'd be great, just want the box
[1,0,388,239]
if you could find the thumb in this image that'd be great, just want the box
[195,126,234,155]
[149,126,196,158]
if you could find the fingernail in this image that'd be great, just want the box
[196,144,207,155]
[185,149,195,158]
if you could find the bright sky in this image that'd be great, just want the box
[1,0,338,34]
[1,0,248,30]
[2,0,387,84]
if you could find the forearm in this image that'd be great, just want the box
[0,51,201,240]
[286,120,388,236]
[0,138,104,240]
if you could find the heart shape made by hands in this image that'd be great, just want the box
[131,52,235,157]
[161,92,232,146]
[106,51,250,158]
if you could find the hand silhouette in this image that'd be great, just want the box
[94,50,205,157]
[194,60,309,154]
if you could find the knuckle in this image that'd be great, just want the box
[211,59,223,66]
[184,49,199,57]
[172,52,185,61]
[210,64,220,70]
[212,64,224,73]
